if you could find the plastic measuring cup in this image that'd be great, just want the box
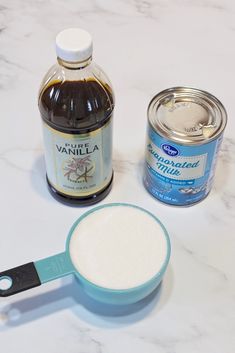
[0,203,171,305]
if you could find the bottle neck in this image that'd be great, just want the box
[57,56,92,70]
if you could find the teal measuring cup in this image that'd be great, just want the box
[0,203,171,305]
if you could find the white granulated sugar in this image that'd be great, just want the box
[69,206,167,290]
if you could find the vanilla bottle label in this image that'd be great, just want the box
[42,121,113,197]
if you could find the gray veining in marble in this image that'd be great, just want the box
[0,1,234,353]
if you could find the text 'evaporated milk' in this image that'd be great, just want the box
[144,87,227,206]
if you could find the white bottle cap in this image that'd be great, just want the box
[55,28,93,62]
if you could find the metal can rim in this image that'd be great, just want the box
[147,86,227,146]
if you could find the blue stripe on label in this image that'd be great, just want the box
[147,164,195,185]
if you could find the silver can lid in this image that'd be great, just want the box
[148,87,227,145]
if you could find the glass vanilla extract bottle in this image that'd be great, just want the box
[38,28,114,206]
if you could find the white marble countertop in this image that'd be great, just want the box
[0,0,235,352]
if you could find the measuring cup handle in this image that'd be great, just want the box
[0,252,74,297]
[35,252,74,283]
[0,262,41,297]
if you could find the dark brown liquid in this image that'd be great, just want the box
[39,80,114,134]
[39,79,114,206]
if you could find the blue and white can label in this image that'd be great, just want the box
[144,87,227,206]
[144,126,223,206]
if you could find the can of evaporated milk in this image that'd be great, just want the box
[144,87,227,206]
